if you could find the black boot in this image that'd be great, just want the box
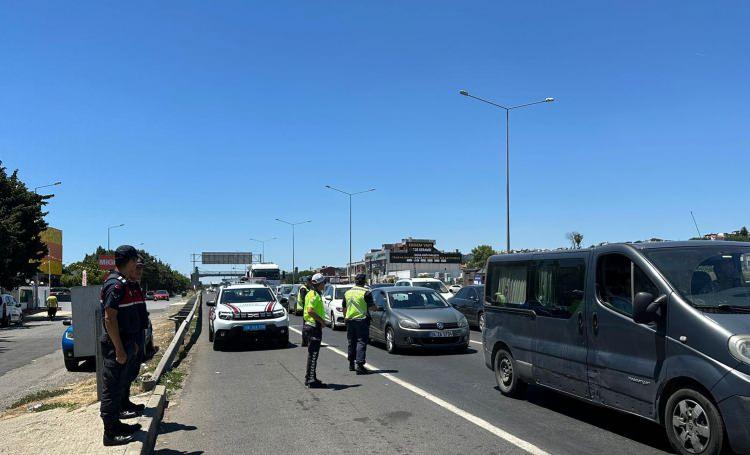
[103,431,134,446]
[349,360,355,371]
[119,408,140,419]
[356,364,370,375]
[116,421,142,434]
[123,401,146,413]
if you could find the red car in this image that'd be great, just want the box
[153,290,170,301]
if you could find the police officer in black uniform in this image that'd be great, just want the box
[100,245,143,446]
[121,255,148,418]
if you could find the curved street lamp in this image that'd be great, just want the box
[459,90,554,252]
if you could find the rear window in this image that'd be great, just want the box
[335,287,351,299]
[414,281,448,293]
[221,288,274,303]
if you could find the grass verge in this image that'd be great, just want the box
[9,389,70,409]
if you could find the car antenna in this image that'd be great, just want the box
[690,211,702,238]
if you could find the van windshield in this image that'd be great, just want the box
[644,246,750,308]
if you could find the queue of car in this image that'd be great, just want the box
[204,241,750,455]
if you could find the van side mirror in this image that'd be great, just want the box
[206,300,216,307]
[632,292,665,324]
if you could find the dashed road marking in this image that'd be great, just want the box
[288,326,548,455]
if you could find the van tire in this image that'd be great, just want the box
[664,388,724,455]
[212,338,223,351]
[494,348,525,397]
[64,357,79,372]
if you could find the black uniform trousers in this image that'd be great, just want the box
[346,318,369,365]
[100,339,136,429]
[122,330,145,408]
[303,323,322,383]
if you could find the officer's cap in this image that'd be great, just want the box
[115,245,139,263]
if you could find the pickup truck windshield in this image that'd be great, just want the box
[644,246,750,308]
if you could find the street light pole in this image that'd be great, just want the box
[459,90,554,253]
[275,219,311,284]
[33,181,62,194]
[107,223,125,251]
[324,186,375,279]
[250,237,278,263]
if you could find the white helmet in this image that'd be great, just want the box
[311,273,326,285]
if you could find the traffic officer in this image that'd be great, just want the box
[297,276,313,346]
[99,245,142,446]
[45,294,58,320]
[303,273,328,388]
[342,273,373,375]
[120,255,148,418]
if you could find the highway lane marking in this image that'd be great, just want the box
[470,339,482,345]
[289,326,549,455]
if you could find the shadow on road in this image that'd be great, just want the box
[154,450,204,455]
[365,369,399,374]
[326,383,361,391]
[159,422,198,435]
[497,384,672,452]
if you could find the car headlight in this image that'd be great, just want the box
[65,331,74,340]
[457,317,468,328]
[273,309,285,318]
[729,335,750,364]
[218,311,233,320]
[399,319,420,329]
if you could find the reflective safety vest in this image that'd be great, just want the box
[296,285,308,310]
[303,289,325,326]
[344,286,368,320]
[46,295,58,309]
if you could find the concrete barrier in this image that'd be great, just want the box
[122,385,168,455]
[142,293,201,392]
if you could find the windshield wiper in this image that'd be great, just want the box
[697,304,750,313]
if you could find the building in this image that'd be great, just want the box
[364,238,462,283]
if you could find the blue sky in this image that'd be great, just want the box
[2,1,749,275]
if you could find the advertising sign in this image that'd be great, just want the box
[390,240,462,264]
[201,252,253,265]
[38,227,63,275]
[98,255,116,271]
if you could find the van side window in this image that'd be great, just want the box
[486,262,528,307]
[531,259,586,318]
[596,254,658,316]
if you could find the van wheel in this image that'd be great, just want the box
[494,348,525,397]
[64,357,79,371]
[385,327,398,354]
[665,388,724,455]
[212,337,223,351]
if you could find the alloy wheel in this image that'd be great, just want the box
[672,399,710,454]
[386,329,394,352]
[479,313,486,333]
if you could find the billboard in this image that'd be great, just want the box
[98,255,116,271]
[202,252,253,265]
[38,227,63,275]
[389,239,462,264]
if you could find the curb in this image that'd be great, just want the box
[123,385,168,455]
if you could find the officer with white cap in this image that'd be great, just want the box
[303,273,328,388]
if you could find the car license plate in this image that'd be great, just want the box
[430,331,453,337]
[243,324,265,332]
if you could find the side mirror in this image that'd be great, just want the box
[325,295,332,301]
[632,292,665,324]
[62,319,72,326]
[206,300,216,307]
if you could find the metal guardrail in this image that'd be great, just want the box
[142,292,202,391]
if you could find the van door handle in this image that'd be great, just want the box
[592,313,599,335]
[577,312,583,335]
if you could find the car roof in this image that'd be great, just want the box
[487,240,750,263]
[222,283,269,290]
[405,277,440,281]
[381,286,438,293]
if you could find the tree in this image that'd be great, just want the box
[0,162,50,289]
[566,231,584,249]
[469,245,497,269]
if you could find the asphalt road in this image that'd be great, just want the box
[156,294,675,455]
[0,299,177,410]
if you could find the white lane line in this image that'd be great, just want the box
[288,326,548,455]
[470,339,482,345]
